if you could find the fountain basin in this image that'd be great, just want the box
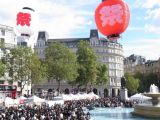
[133,104,160,118]
[133,84,160,118]
[143,93,160,98]
[143,93,160,106]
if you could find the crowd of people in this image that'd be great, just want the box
[0,103,90,120]
[0,97,137,120]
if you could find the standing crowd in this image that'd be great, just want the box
[0,97,137,120]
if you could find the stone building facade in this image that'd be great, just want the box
[124,54,146,74]
[0,24,31,96]
[124,54,160,79]
[0,24,16,84]
[33,29,124,97]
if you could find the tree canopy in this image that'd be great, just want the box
[134,72,160,93]
[125,73,139,95]
[0,38,6,78]
[7,46,46,94]
[0,61,5,77]
[96,64,108,85]
[45,42,78,91]
[76,40,98,88]
[30,55,47,84]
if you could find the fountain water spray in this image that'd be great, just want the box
[150,84,159,93]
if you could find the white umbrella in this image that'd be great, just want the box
[130,93,151,101]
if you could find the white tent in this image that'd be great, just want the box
[62,94,72,101]
[62,93,83,101]
[28,95,45,103]
[5,97,14,107]
[130,93,151,101]
[14,96,27,104]
[46,96,64,107]
[18,96,27,100]
[62,92,100,101]
[88,92,100,99]
[77,93,85,100]
[82,93,90,99]
[69,94,79,100]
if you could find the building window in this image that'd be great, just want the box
[1,29,5,36]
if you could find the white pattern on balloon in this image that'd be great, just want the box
[99,4,123,26]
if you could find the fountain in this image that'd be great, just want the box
[133,84,160,118]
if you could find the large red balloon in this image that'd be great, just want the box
[95,0,130,40]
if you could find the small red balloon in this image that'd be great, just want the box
[95,0,130,40]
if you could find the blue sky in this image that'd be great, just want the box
[0,0,160,60]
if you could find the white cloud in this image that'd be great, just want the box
[31,0,94,38]
[127,26,144,31]
[145,8,160,20]
[144,24,160,34]
[135,0,160,9]
[68,0,100,7]
[134,1,160,34]
[0,0,98,40]
[1,0,160,60]
[142,0,160,9]
[144,7,160,34]
[123,38,160,60]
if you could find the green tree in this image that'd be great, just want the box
[45,42,78,92]
[0,61,5,77]
[0,38,5,48]
[144,73,159,92]
[0,38,6,78]
[134,72,160,92]
[8,46,46,95]
[30,55,47,84]
[96,64,108,85]
[76,40,97,89]
[125,73,139,95]
[134,72,145,93]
